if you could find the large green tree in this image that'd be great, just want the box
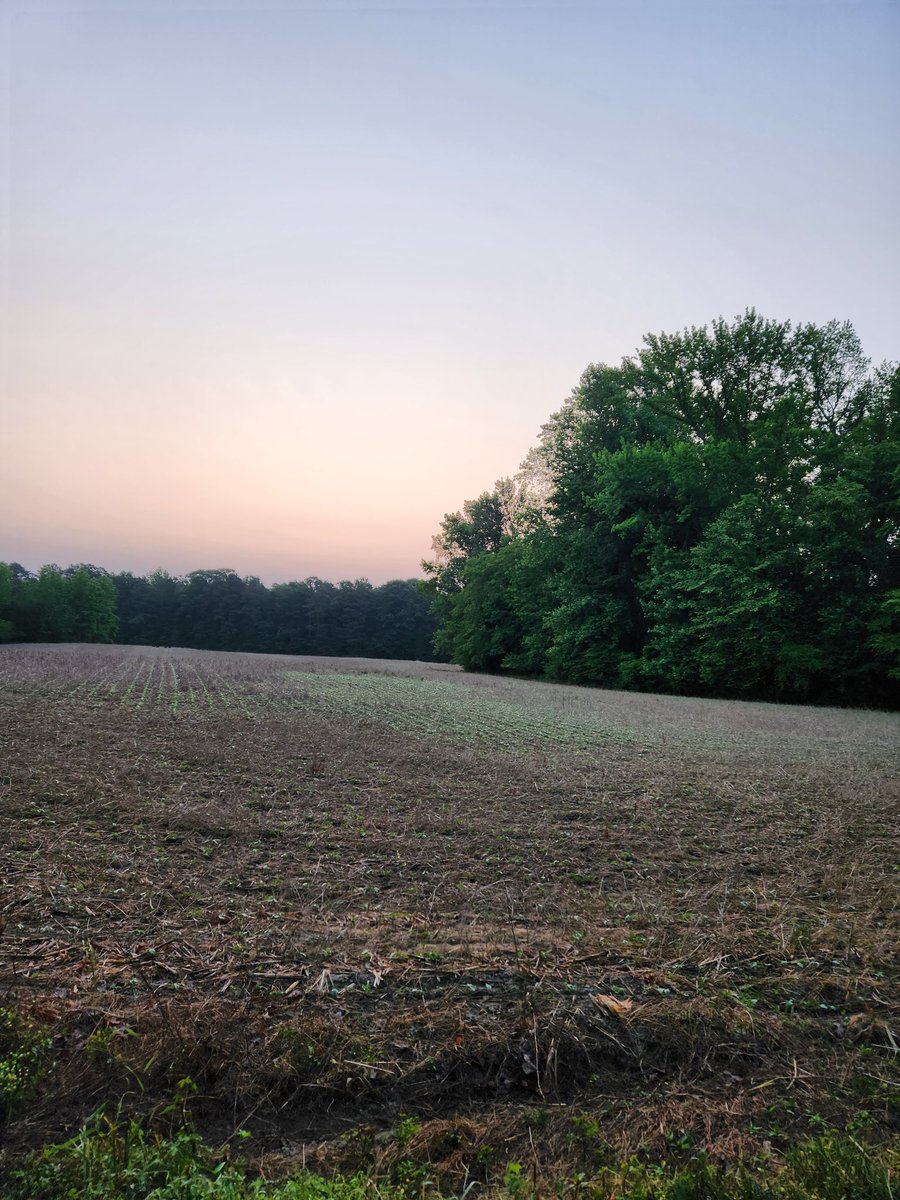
[424,312,899,706]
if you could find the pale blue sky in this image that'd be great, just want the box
[3,0,898,582]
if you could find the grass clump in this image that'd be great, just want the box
[6,1116,248,1199]
[4,1113,389,1200]
[585,1136,898,1199]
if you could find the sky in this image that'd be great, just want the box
[2,0,898,585]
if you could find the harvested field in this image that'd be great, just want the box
[0,643,897,1184]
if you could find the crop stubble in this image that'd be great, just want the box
[0,643,897,1179]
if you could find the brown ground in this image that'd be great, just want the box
[0,644,897,1182]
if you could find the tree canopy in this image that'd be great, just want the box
[422,311,899,706]
[0,565,441,662]
[0,563,118,645]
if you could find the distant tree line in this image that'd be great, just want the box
[0,564,442,661]
[423,311,900,706]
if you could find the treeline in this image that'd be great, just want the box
[423,311,900,706]
[0,565,441,661]
[0,563,119,644]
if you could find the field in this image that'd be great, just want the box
[0,643,898,1189]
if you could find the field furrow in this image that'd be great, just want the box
[0,642,897,1187]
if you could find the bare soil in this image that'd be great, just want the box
[0,644,897,1182]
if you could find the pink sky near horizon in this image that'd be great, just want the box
[4,329,572,582]
[3,2,898,585]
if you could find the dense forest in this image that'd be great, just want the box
[0,564,440,662]
[423,311,900,707]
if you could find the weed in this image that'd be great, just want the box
[84,1025,117,1064]
[503,1161,529,1199]
[0,1008,51,1117]
[393,1115,422,1153]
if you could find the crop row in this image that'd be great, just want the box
[0,648,631,747]
[286,670,632,753]
[0,651,265,717]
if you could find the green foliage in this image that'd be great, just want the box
[287,671,623,752]
[425,313,899,706]
[870,589,900,680]
[8,1117,244,1200]
[0,562,440,662]
[4,1104,897,1200]
[0,563,118,645]
[67,568,119,642]
[393,1115,422,1153]
[0,1008,51,1117]
[437,546,523,672]
[5,1109,416,1200]
[0,564,18,643]
[586,1136,899,1199]
[115,569,440,660]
